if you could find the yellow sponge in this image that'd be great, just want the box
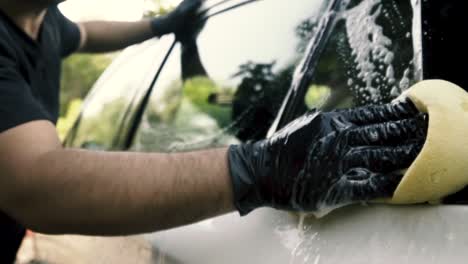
[389,80,468,204]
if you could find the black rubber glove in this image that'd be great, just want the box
[228,99,428,215]
[151,0,203,37]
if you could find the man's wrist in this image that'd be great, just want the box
[227,144,267,215]
[150,15,172,37]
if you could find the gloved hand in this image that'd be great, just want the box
[151,0,203,37]
[228,99,428,215]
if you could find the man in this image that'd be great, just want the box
[0,0,426,262]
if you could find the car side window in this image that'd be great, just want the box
[65,37,175,150]
[131,0,324,152]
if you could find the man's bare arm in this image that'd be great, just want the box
[0,121,234,236]
[76,0,202,53]
[77,20,155,53]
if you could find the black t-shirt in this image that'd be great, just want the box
[0,6,80,263]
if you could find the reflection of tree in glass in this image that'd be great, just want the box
[60,53,111,116]
[230,17,335,141]
[230,14,358,138]
[144,77,233,129]
[296,17,316,53]
[184,78,233,128]
[133,77,238,153]
[74,98,127,149]
[232,61,294,141]
[145,79,184,125]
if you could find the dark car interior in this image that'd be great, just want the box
[421,1,468,204]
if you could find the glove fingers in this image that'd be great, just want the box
[322,169,402,206]
[342,141,424,173]
[347,169,403,201]
[340,97,420,125]
[346,113,427,146]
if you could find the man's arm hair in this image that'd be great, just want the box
[0,120,234,236]
[77,20,156,53]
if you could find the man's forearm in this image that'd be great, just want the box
[76,0,201,53]
[78,20,155,53]
[9,147,234,235]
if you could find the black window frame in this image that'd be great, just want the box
[268,0,343,135]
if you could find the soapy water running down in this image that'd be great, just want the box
[343,0,419,106]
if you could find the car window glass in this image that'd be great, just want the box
[65,37,175,150]
[131,0,326,152]
[298,0,421,112]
